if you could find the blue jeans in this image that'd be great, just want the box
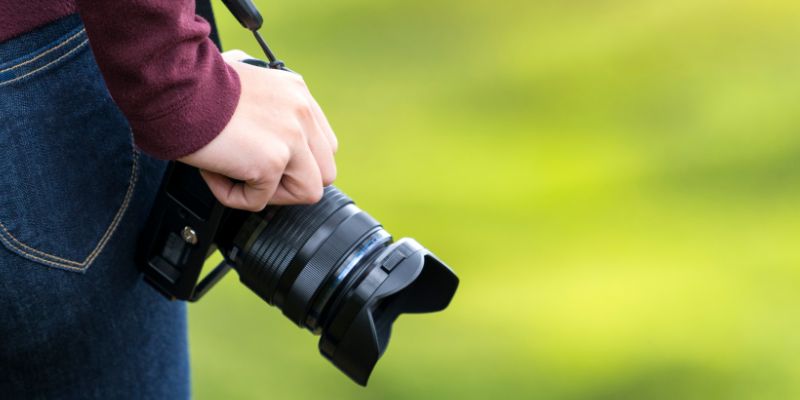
[0,15,190,398]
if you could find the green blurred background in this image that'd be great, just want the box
[190,0,800,398]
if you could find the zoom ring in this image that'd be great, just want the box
[237,187,352,304]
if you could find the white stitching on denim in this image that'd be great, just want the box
[0,28,86,74]
[0,223,80,265]
[0,134,140,272]
[0,38,89,88]
[0,233,85,271]
[82,149,140,268]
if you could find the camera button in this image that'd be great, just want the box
[381,252,405,272]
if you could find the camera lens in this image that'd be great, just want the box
[230,187,386,330]
[220,186,458,385]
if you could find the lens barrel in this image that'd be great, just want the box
[232,187,385,329]
[222,186,458,385]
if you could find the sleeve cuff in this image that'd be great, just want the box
[128,55,241,160]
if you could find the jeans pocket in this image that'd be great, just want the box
[0,17,139,273]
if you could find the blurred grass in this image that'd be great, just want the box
[189,0,800,398]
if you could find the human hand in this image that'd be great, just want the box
[179,50,338,211]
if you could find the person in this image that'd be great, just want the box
[0,0,337,397]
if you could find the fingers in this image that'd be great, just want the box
[199,168,280,212]
[187,52,338,210]
[299,100,337,186]
[307,131,337,186]
[308,97,338,153]
[270,145,324,205]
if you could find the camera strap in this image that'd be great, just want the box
[198,0,289,71]
[195,0,222,49]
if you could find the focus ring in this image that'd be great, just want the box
[281,211,381,325]
[272,203,359,308]
[236,187,351,304]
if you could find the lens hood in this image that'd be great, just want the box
[318,239,459,385]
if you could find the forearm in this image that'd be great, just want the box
[75,0,240,159]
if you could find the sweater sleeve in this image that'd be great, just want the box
[75,0,241,160]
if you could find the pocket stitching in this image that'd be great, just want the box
[0,37,89,88]
[0,138,140,272]
[0,28,86,74]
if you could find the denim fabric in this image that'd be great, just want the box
[0,14,190,399]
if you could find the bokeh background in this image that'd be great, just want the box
[190,0,800,398]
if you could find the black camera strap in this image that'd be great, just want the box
[195,0,222,49]
[198,0,289,70]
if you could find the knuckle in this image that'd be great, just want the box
[249,201,268,212]
[289,73,306,85]
[292,96,312,115]
[296,105,313,121]
[258,144,289,173]
[238,196,266,212]
[241,167,262,183]
[322,168,337,186]
[265,159,282,175]
[302,186,324,203]
[285,124,306,144]
[269,146,291,170]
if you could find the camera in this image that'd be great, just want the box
[138,0,458,385]
[137,162,459,385]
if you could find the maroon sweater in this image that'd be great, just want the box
[0,0,240,160]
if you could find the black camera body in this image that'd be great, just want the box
[137,162,459,385]
[137,162,233,302]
